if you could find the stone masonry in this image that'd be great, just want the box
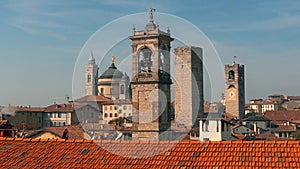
[174,46,204,129]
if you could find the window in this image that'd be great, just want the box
[30,112,32,117]
[114,106,117,110]
[228,70,235,80]
[58,112,62,118]
[63,122,66,126]
[110,113,112,117]
[58,122,61,126]
[120,85,125,94]
[123,113,126,117]
[34,112,37,116]
[87,73,91,83]
[50,122,53,126]
[105,106,107,110]
[110,106,112,110]
[91,113,94,118]
[105,113,108,117]
[100,88,104,95]
[54,122,57,126]
[38,117,41,123]
[123,106,127,110]
[114,113,118,117]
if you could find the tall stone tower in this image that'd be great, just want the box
[174,46,204,129]
[225,62,245,120]
[129,9,173,140]
[85,53,98,96]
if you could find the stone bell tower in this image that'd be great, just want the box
[129,9,173,140]
[225,60,245,120]
[85,52,98,96]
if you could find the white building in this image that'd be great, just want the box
[199,114,235,141]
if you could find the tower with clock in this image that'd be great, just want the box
[225,60,245,120]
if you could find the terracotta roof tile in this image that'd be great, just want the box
[1,139,300,168]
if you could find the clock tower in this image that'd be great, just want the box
[225,61,245,120]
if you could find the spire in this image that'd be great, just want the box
[88,51,95,64]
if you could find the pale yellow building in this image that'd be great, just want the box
[102,99,132,123]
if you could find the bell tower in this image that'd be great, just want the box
[85,52,98,96]
[225,60,245,120]
[129,9,173,140]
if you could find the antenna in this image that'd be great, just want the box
[233,56,237,64]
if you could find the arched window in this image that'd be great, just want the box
[120,85,125,94]
[228,84,235,89]
[87,73,91,83]
[138,47,153,72]
[228,70,235,80]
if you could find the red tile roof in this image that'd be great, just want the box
[44,104,74,112]
[72,95,112,103]
[264,110,300,122]
[45,125,86,140]
[274,125,296,132]
[1,139,300,168]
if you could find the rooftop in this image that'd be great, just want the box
[1,138,300,168]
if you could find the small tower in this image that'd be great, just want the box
[85,52,98,96]
[129,9,173,140]
[225,60,245,120]
[174,46,204,129]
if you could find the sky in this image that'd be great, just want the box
[0,0,300,106]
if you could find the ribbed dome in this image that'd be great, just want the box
[99,63,123,79]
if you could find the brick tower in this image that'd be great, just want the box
[174,46,204,129]
[129,9,173,140]
[225,61,245,120]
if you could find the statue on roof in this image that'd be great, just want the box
[149,8,155,24]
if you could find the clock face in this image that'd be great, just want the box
[229,91,235,98]
[227,88,237,101]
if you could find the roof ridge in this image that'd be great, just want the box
[0,137,300,144]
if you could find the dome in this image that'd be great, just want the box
[99,63,123,79]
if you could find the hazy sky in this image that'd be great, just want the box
[0,0,300,106]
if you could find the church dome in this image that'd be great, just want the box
[99,63,123,79]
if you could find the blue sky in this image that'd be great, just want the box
[0,0,300,106]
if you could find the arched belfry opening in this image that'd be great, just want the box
[138,47,153,73]
[228,70,235,80]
